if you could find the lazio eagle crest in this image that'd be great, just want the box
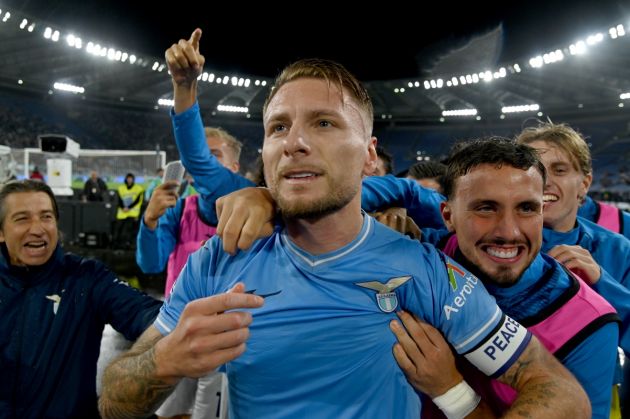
[355,276,412,313]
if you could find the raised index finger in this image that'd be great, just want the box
[189,28,202,51]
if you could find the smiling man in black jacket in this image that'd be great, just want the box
[0,179,162,418]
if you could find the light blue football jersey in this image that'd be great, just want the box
[156,215,530,418]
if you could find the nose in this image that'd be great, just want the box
[283,126,311,157]
[27,218,46,235]
[494,211,521,242]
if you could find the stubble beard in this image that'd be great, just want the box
[271,179,359,221]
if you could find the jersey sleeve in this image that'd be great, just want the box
[170,102,254,225]
[361,175,445,230]
[154,237,221,335]
[561,322,618,419]
[89,260,162,341]
[593,268,630,352]
[405,247,531,378]
[135,200,183,274]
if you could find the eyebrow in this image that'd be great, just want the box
[265,108,343,125]
[467,199,497,207]
[10,209,54,218]
[467,199,541,209]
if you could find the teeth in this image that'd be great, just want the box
[487,247,518,259]
[25,243,46,248]
[543,194,558,202]
[288,173,315,178]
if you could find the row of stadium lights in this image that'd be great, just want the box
[404,24,625,93]
[395,67,511,94]
[1,7,267,114]
[436,104,542,122]
[396,22,630,118]
[436,93,630,120]
[156,99,249,114]
[3,7,630,120]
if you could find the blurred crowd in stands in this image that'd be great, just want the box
[2,90,630,201]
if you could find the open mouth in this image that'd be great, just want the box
[482,245,524,262]
[23,241,48,256]
[543,193,559,203]
[285,172,319,180]
[25,241,47,249]
[281,168,323,184]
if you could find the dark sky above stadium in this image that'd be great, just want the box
[2,0,628,80]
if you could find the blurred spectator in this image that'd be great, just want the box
[372,145,394,176]
[144,167,164,201]
[113,173,143,249]
[82,171,108,202]
[406,160,446,194]
[30,166,44,182]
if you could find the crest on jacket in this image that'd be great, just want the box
[46,294,61,315]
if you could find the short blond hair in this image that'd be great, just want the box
[262,58,373,135]
[204,127,243,162]
[516,122,592,176]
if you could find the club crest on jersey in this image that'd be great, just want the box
[355,276,412,313]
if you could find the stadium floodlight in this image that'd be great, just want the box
[617,24,626,36]
[569,41,587,55]
[53,82,85,94]
[442,109,478,117]
[586,33,604,45]
[501,104,540,113]
[19,18,27,29]
[2,11,10,22]
[27,23,35,32]
[157,98,174,107]
[620,93,630,100]
[261,80,267,86]
[529,55,544,68]
[217,105,248,113]
[244,79,250,87]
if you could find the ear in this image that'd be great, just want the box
[441,201,456,232]
[0,229,4,243]
[362,137,378,176]
[230,161,241,174]
[580,172,593,199]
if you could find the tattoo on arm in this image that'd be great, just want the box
[497,338,580,418]
[99,328,177,419]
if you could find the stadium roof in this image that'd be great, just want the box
[1,0,629,125]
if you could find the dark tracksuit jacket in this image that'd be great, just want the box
[0,244,162,418]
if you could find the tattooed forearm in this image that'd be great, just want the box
[99,328,178,419]
[499,337,590,418]
[503,349,534,389]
